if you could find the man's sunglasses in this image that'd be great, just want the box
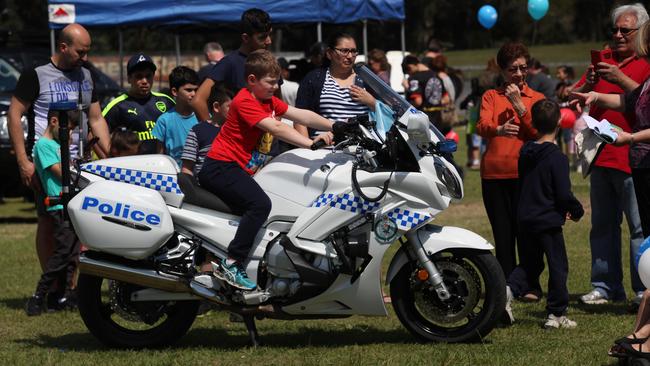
[610,27,638,36]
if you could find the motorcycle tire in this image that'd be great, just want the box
[390,249,506,343]
[77,273,200,348]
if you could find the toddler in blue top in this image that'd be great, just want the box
[26,108,81,316]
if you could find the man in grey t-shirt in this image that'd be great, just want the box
[7,24,110,309]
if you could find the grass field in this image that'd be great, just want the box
[0,127,636,366]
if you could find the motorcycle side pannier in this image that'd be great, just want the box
[68,180,174,260]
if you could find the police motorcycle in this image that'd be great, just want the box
[64,66,506,348]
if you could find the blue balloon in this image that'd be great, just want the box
[528,0,549,21]
[477,5,498,29]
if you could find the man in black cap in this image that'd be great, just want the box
[102,53,175,154]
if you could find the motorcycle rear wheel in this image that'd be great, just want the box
[77,273,199,348]
[390,249,505,343]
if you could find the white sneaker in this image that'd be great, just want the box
[502,286,515,325]
[544,314,577,329]
[580,289,608,304]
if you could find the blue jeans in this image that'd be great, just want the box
[589,167,645,299]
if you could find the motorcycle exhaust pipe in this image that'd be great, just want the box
[78,256,189,293]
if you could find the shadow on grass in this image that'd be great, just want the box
[183,326,415,348]
[0,296,29,310]
[0,216,37,223]
[15,324,489,351]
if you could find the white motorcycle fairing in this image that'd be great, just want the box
[68,180,174,259]
[385,225,495,285]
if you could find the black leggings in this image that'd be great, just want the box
[198,158,272,262]
[481,178,521,278]
[632,168,650,238]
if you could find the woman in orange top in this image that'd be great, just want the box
[477,42,545,283]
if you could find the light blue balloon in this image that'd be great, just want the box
[528,0,549,21]
[477,5,498,30]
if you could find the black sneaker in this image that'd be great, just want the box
[57,290,78,311]
[25,295,45,316]
[46,292,63,312]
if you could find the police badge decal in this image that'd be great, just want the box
[374,214,398,244]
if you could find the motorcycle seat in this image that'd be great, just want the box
[177,173,234,214]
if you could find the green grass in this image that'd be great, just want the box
[0,127,635,365]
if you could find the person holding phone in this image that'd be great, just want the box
[477,42,545,301]
[570,3,650,308]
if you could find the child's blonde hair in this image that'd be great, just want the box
[245,49,281,79]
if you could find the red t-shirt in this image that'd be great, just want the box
[207,88,288,175]
[575,55,650,174]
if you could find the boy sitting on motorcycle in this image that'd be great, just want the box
[196,49,334,290]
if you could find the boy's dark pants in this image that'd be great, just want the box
[34,210,80,297]
[508,227,569,316]
[198,158,271,262]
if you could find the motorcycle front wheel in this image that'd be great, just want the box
[77,273,199,348]
[390,249,505,343]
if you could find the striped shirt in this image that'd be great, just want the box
[319,69,368,124]
[181,122,220,176]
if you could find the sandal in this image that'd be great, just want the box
[615,333,649,345]
[621,342,650,359]
[608,344,628,358]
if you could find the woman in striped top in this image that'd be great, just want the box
[296,33,376,137]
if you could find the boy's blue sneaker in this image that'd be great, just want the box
[213,258,256,291]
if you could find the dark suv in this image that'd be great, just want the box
[0,48,122,197]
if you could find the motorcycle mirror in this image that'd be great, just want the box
[436,139,458,154]
[406,111,431,145]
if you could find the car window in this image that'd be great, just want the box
[0,58,20,93]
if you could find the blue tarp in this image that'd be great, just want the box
[47,0,405,29]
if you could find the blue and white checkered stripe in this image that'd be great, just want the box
[81,163,182,195]
[387,208,431,230]
[311,193,380,214]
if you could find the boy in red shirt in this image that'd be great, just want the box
[198,49,333,290]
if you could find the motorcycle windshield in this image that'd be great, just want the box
[354,65,446,142]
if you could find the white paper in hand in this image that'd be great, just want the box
[582,115,619,143]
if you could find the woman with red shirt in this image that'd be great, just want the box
[477,42,545,286]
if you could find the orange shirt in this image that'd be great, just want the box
[477,84,545,179]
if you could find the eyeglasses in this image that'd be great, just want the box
[333,48,359,56]
[610,27,638,36]
[506,65,528,73]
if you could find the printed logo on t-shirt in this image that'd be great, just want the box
[246,150,269,173]
[409,80,420,93]
[48,77,92,103]
[136,120,156,141]
[155,101,167,113]
[257,132,273,154]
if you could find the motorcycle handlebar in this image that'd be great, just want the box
[311,139,327,150]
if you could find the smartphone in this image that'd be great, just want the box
[591,49,617,67]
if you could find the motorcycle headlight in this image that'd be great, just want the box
[433,156,462,199]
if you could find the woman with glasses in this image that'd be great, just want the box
[295,32,375,137]
[476,42,544,303]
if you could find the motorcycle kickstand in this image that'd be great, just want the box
[242,315,261,347]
